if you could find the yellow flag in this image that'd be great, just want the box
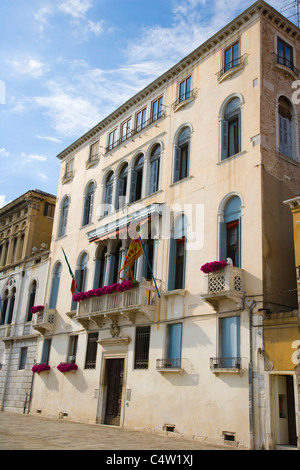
[118,237,144,281]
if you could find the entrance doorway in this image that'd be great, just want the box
[104,358,124,426]
[272,375,297,446]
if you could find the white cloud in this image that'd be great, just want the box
[10,57,49,78]
[37,172,49,181]
[0,195,7,208]
[0,148,9,158]
[58,0,93,18]
[21,152,47,162]
[36,135,63,144]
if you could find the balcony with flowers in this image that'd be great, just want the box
[200,260,244,311]
[32,306,56,335]
[73,279,159,329]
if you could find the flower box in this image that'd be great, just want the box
[31,305,45,314]
[57,363,78,373]
[32,363,50,374]
[200,261,228,274]
[72,280,138,303]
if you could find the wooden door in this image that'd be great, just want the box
[105,359,124,426]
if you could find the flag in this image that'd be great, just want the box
[61,247,78,295]
[118,235,144,282]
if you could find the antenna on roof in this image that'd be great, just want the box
[281,0,300,28]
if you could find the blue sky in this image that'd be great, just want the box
[0,0,288,207]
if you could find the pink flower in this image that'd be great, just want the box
[31,305,45,314]
[32,363,50,373]
[57,363,78,373]
[72,280,138,302]
[200,261,228,274]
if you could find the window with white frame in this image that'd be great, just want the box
[121,117,132,142]
[149,144,161,194]
[116,163,128,210]
[108,128,118,150]
[173,127,190,183]
[221,97,241,160]
[58,196,70,238]
[136,107,147,132]
[82,182,95,226]
[130,154,144,203]
[104,171,114,215]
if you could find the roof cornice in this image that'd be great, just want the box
[56,0,300,161]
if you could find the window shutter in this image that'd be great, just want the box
[219,221,227,261]
[173,146,181,183]
[93,259,101,289]
[105,183,113,215]
[116,178,125,209]
[168,323,182,366]
[107,254,116,286]
[130,170,137,203]
[83,197,89,225]
[168,238,176,291]
[49,270,60,309]
[221,120,228,160]
[150,159,159,194]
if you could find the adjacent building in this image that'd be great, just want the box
[28,1,300,449]
[0,190,56,413]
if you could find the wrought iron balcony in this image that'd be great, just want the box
[156,358,182,371]
[201,265,244,311]
[105,112,166,153]
[274,53,300,77]
[216,55,246,81]
[172,88,197,112]
[32,308,56,335]
[210,357,242,375]
[75,279,158,329]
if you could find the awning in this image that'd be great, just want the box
[89,216,150,244]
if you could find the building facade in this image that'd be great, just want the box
[0,190,56,413]
[30,1,300,449]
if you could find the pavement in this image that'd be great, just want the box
[0,411,235,452]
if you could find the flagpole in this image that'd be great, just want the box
[132,216,160,298]
[61,246,79,295]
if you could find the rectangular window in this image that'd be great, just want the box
[152,96,163,122]
[19,347,27,370]
[65,159,74,179]
[167,323,182,368]
[134,326,151,369]
[179,76,191,102]
[44,202,55,218]
[121,117,132,142]
[108,128,118,150]
[221,316,240,368]
[89,141,99,162]
[41,338,52,365]
[224,41,240,72]
[67,335,78,363]
[278,37,294,70]
[85,332,98,369]
[136,107,147,132]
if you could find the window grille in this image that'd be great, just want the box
[134,326,150,369]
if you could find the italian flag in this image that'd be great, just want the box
[61,247,78,295]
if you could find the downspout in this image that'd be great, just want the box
[245,298,256,450]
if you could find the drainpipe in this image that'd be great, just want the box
[245,298,256,450]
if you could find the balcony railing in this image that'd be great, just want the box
[156,358,181,371]
[76,279,158,328]
[105,112,166,153]
[172,89,196,111]
[216,55,246,80]
[210,357,243,375]
[32,308,56,335]
[274,53,300,76]
[201,265,244,310]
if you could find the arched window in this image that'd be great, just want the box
[7,287,16,324]
[104,171,114,215]
[49,263,62,309]
[278,96,294,159]
[149,144,161,194]
[116,163,128,210]
[168,214,187,290]
[0,290,8,325]
[130,154,144,203]
[71,252,88,310]
[221,97,241,160]
[27,280,36,321]
[82,182,95,226]
[58,196,70,237]
[219,195,242,267]
[93,246,107,288]
[174,127,190,183]
[111,242,123,284]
